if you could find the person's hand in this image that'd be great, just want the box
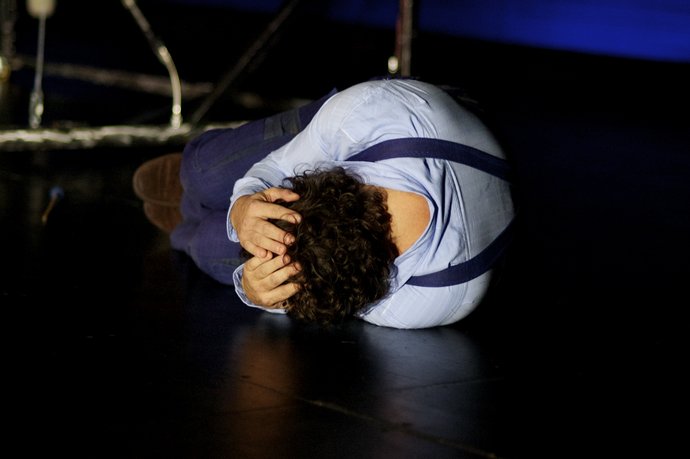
[242,252,301,308]
[230,188,301,258]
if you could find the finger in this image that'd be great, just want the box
[242,241,269,260]
[244,252,274,271]
[258,218,296,243]
[248,228,290,256]
[252,201,301,224]
[266,281,301,308]
[264,187,300,204]
[245,251,288,277]
[255,253,295,280]
[268,259,301,286]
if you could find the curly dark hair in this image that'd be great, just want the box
[250,167,399,326]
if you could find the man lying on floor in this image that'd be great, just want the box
[133,77,516,329]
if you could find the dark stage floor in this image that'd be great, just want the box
[2,3,689,458]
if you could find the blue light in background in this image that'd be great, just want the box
[420,0,690,62]
[165,0,690,62]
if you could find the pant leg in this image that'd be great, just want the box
[171,89,336,284]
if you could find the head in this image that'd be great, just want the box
[261,167,399,326]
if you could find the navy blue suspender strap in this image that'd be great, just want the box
[348,137,513,182]
[347,137,515,287]
[405,221,514,287]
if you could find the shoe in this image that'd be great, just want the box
[132,153,183,207]
[143,202,183,234]
[133,153,183,234]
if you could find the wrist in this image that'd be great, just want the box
[230,195,248,229]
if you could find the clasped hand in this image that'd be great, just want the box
[242,252,301,308]
[231,187,302,307]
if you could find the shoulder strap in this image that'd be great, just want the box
[347,137,515,287]
[348,137,513,181]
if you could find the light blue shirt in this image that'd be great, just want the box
[228,79,515,329]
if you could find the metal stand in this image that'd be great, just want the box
[390,0,418,77]
[0,121,246,152]
[0,0,309,151]
[122,0,182,129]
[0,0,413,151]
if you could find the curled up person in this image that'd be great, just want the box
[133,78,516,329]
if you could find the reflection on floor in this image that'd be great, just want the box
[3,5,689,458]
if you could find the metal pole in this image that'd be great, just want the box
[27,0,53,128]
[391,0,416,77]
[1,0,17,124]
[122,0,183,129]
